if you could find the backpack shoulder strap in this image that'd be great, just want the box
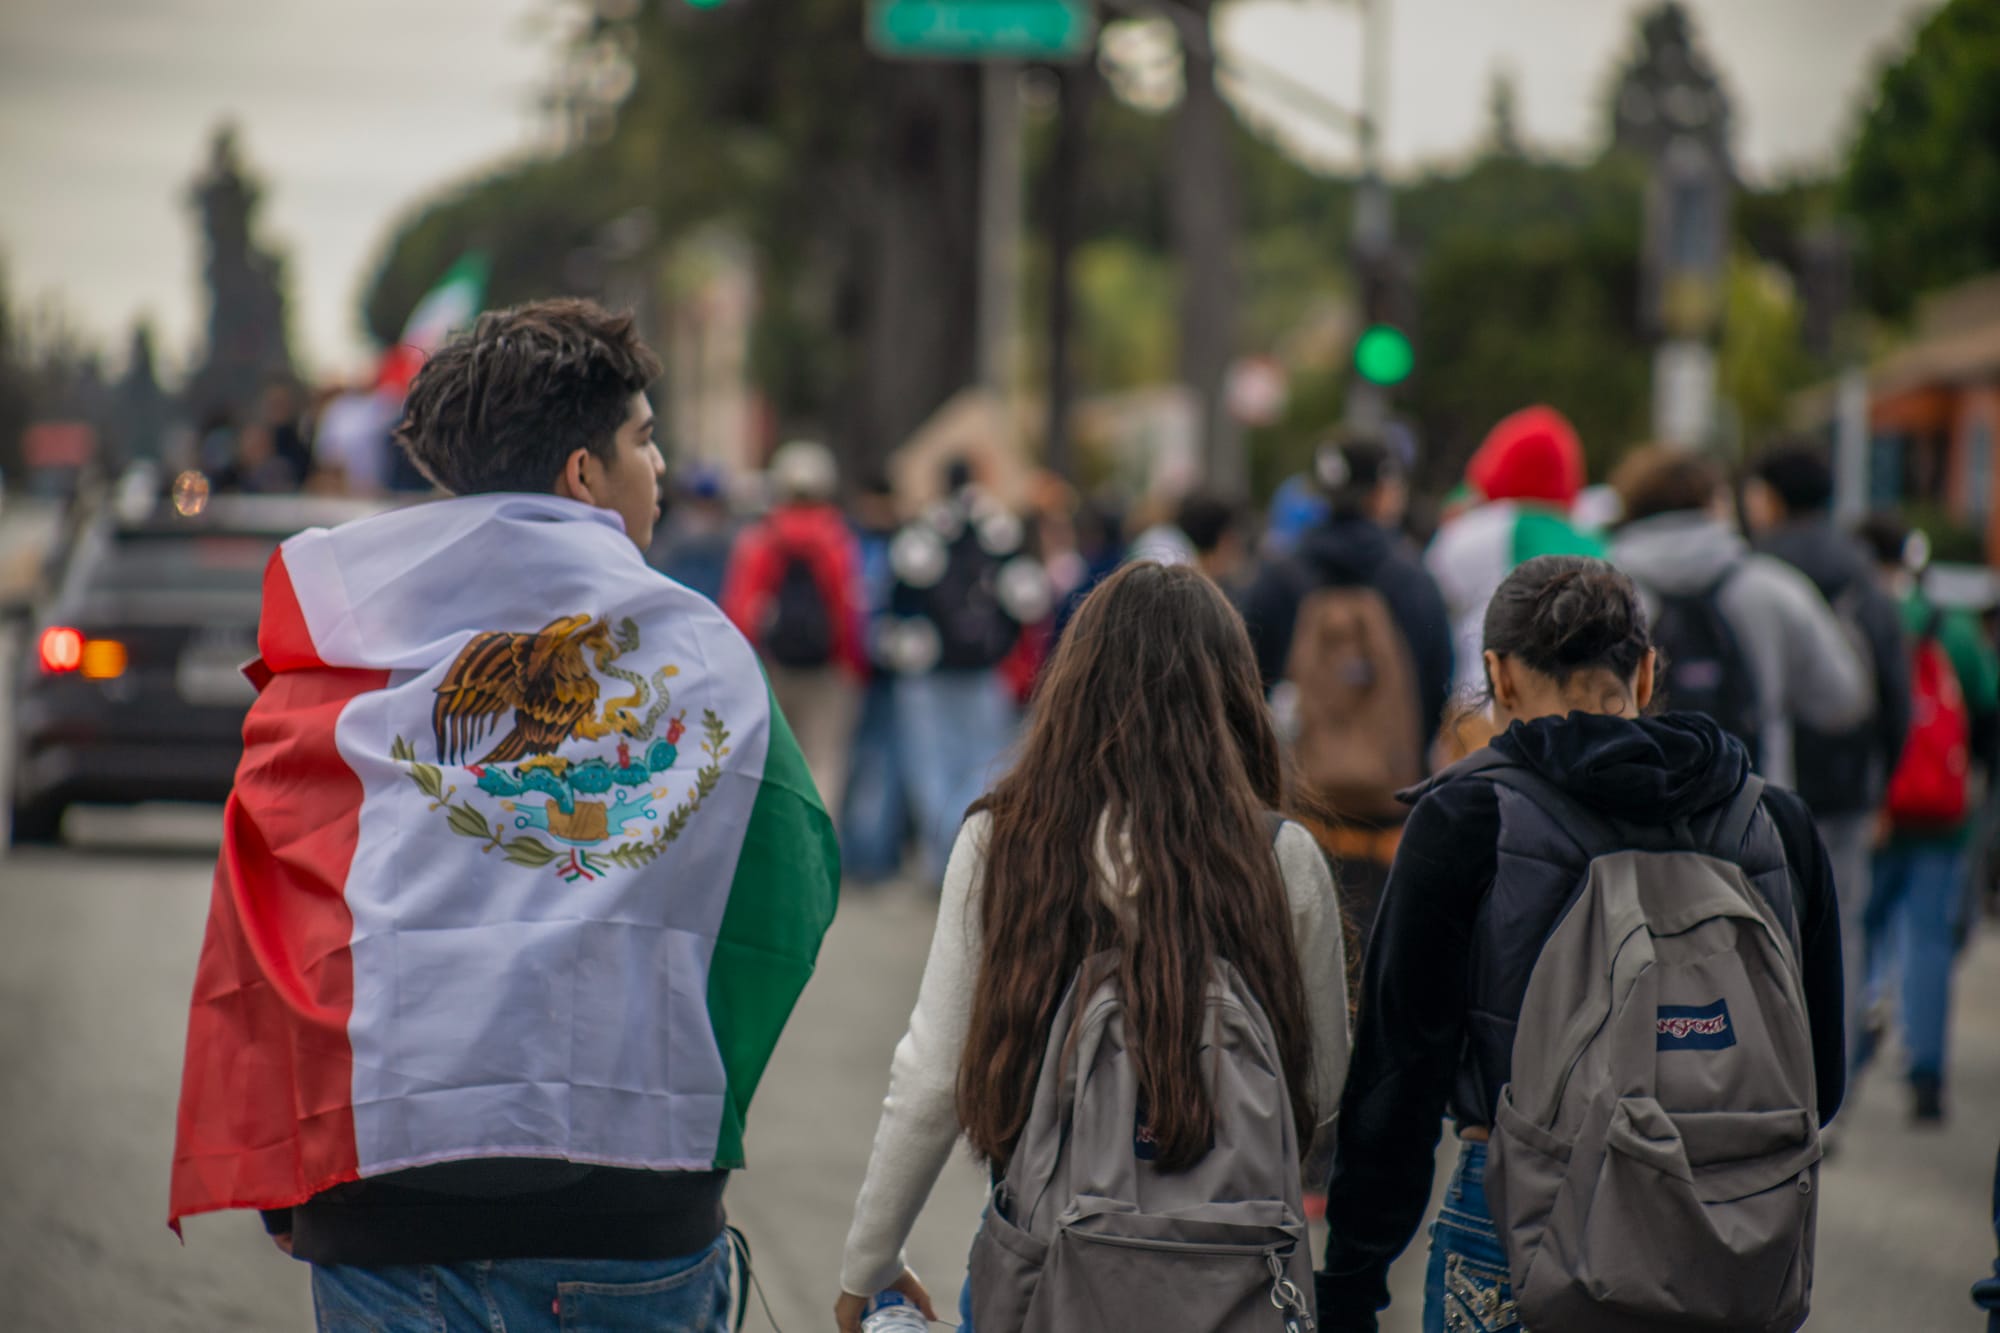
[1466,758,1624,861]
[1702,557,1747,600]
[1712,774,1767,856]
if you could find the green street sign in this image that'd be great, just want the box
[868,0,1095,61]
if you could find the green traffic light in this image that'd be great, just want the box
[1354,324,1413,386]
[683,0,727,7]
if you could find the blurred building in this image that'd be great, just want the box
[1801,274,2000,561]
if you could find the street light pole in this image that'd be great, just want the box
[1345,0,1394,433]
[977,63,1023,405]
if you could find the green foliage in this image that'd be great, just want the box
[1902,500,1989,565]
[1719,251,1809,446]
[1398,154,1652,491]
[1844,0,2000,319]
[1070,241,1175,388]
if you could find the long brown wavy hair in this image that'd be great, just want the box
[957,561,1316,1171]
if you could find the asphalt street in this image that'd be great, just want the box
[1,809,1994,1332]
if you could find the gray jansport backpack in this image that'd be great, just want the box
[967,953,1317,1333]
[1483,767,1822,1333]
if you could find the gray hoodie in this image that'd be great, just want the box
[1611,511,1871,789]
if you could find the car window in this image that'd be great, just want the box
[90,533,276,594]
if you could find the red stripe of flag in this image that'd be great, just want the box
[170,551,389,1229]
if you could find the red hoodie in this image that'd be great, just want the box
[721,503,866,676]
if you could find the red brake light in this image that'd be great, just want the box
[39,626,84,674]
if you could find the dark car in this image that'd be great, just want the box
[9,493,392,842]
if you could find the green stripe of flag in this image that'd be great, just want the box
[704,688,841,1168]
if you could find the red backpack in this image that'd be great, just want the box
[1886,607,1971,828]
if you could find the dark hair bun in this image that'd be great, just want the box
[1482,555,1651,690]
[1531,568,1638,666]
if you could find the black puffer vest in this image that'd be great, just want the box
[1445,756,1800,1129]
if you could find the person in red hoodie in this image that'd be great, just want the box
[723,440,867,813]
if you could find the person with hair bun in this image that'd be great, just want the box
[1316,555,1846,1333]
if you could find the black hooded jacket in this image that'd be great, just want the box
[1757,518,1913,816]
[1239,514,1455,756]
[1315,713,1845,1331]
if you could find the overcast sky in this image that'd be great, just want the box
[0,0,1940,378]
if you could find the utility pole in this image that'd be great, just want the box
[1344,0,1394,434]
[977,63,1023,400]
[1045,65,1090,482]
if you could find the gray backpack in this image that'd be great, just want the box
[1483,768,1822,1333]
[966,953,1317,1333]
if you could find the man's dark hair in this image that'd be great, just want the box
[395,298,661,495]
[1611,444,1723,523]
[1855,511,1913,569]
[1176,493,1239,555]
[1750,438,1835,514]
[1318,432,1399,517]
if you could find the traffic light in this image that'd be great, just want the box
[1351,248,1416,389]
[1354,324,1413,386]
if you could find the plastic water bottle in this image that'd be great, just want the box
[861,1289,930,1333]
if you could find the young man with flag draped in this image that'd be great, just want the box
[169,299,840,1332]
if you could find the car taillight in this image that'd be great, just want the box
[81,638,128,680]
[38,626,83,674]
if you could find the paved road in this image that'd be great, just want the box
[2,813,1994,1332]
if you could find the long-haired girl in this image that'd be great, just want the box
[834,561,1349,1331]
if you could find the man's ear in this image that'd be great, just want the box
[554,447,595,504]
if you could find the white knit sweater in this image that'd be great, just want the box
[837,811,1352,1297]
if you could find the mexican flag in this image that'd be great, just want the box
[375,253,488,397]
[169,494,838,1230]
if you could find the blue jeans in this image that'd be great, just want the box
[310,1234,732,1332]
[841,675,909,882]
[894,670,1018,881]
[1866,843,1968,1080]
[1978,1143,2000,1330]
[1423,1141,1522,1333]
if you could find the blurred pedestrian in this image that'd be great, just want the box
[840,472,911,883]
[311,382,398,496]
[1978,1143,2000,1329]
[835,563,1347,1333]
[1855,513,2000,1123]
[1318,556,1844,1333]
[170,298,838,1333]
[258,375,314,483]
[721,440,866,815]
[1610,444,1870,790]
[1426,406,1604,698]
[1179,492,1250,589]
[882,459,1047,881]
[1743,439,1912,1077]
[215,420,300,494]
[1240,433,1454,954]
[649,464,736,602]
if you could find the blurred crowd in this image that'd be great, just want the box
[174,367,2000,1135]
[702,408,2000,1140]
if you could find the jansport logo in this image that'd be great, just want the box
[1656,999,1736,1051]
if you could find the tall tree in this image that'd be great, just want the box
[1844,0,2000,319]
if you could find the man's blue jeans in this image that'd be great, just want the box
[310,1234,731,1332]
[1423,1141,1522,1333]
[1867,842,1968,1080]
[894,669,1017,882]
[841,675,908,882]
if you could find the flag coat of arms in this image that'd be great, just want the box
[169,494,839,1229]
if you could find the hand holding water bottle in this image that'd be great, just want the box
[833,1267,935,1333]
